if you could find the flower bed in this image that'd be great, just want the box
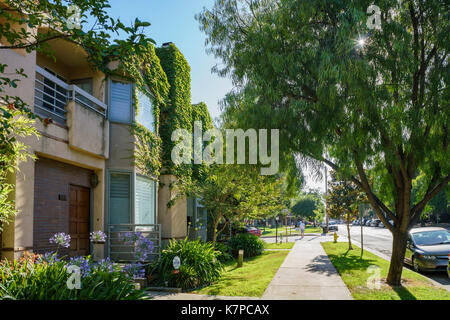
[0,231,150,300]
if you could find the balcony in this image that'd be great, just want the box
[34,65,109,158]
[34,65,107,123]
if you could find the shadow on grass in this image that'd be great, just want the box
[391,286,417,300]
[310,251,377,275]
[226,254,263,271]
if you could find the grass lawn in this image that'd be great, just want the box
[322,242,450,300]
[261,226,321,237]
[193,251,289,297]
[264,242,295,249]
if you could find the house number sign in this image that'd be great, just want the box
[173,256,181,269]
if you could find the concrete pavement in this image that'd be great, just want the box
[262,235,353,300]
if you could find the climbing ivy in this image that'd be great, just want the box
[156,43,192,180]
[191,102,213,181]
[116,45,170,178]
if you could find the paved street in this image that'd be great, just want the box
[336,224,450,290]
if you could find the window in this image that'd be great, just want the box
[135,175,157,226]
[108,172,157,230]
[72,78,93,95]
[136,91,155,131]
[109,173,131,225]
[110,80,132,123]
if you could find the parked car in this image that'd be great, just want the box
[370,219,381,227]
[321,221,338,232]
[352,220,360,226]
[245,226,262,237]
[378,221,385,228]
[404,227,450,273]
[365,219,372,226]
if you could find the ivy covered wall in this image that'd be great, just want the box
[156,43,193,179]
[114,45,170,177]
[156,43,214,184]
[191,102,213,181]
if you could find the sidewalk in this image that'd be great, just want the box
[262,235,353,300]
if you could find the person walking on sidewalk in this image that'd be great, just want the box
[300,220,305,239]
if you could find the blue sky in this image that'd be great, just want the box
[92,0,233,121]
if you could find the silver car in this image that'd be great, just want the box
[405,227,450,273]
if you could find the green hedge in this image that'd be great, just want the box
[229,233,264,258]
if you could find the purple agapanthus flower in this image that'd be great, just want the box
[38,251,60,265]
[122,262,145,279]
[120,232,154,262]
[93,257,117,273]
[90,230,107,243]
[49,232,71,248]
[69,256,92,277]
[135,236,154,262]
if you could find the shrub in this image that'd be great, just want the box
[0,254,145,300]
[150,238,223,290]
[214,242,233,262]
[229,233,264,258]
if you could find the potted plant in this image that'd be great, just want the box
[90,231,107,261]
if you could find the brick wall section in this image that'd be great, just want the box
[33,157,93,253]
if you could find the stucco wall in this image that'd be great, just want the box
[67,101,109,159]
[158,174,187,240]
[0,48,107,260]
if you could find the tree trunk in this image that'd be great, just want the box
[211,220,219,247]
[346,214,352,250]
[386,230,408,286]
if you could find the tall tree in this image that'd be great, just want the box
[197,0,449,286]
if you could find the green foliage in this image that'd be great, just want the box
[191,102,214,181]
[121,44,170,178]
[197,0,449,225]
[156,43,192,178]
[291,192,324,222]
[229,233,264,258]
[131,123,162,177]
[150,238,223,290]
[326,171,367,223]
[0,255,145,300]
[182,164,287,244]
[0,105,38,231]
[214,242,233,262]
[197,0,449,285]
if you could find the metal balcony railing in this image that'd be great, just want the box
[107,224,161,263]
[34,66,107,124]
